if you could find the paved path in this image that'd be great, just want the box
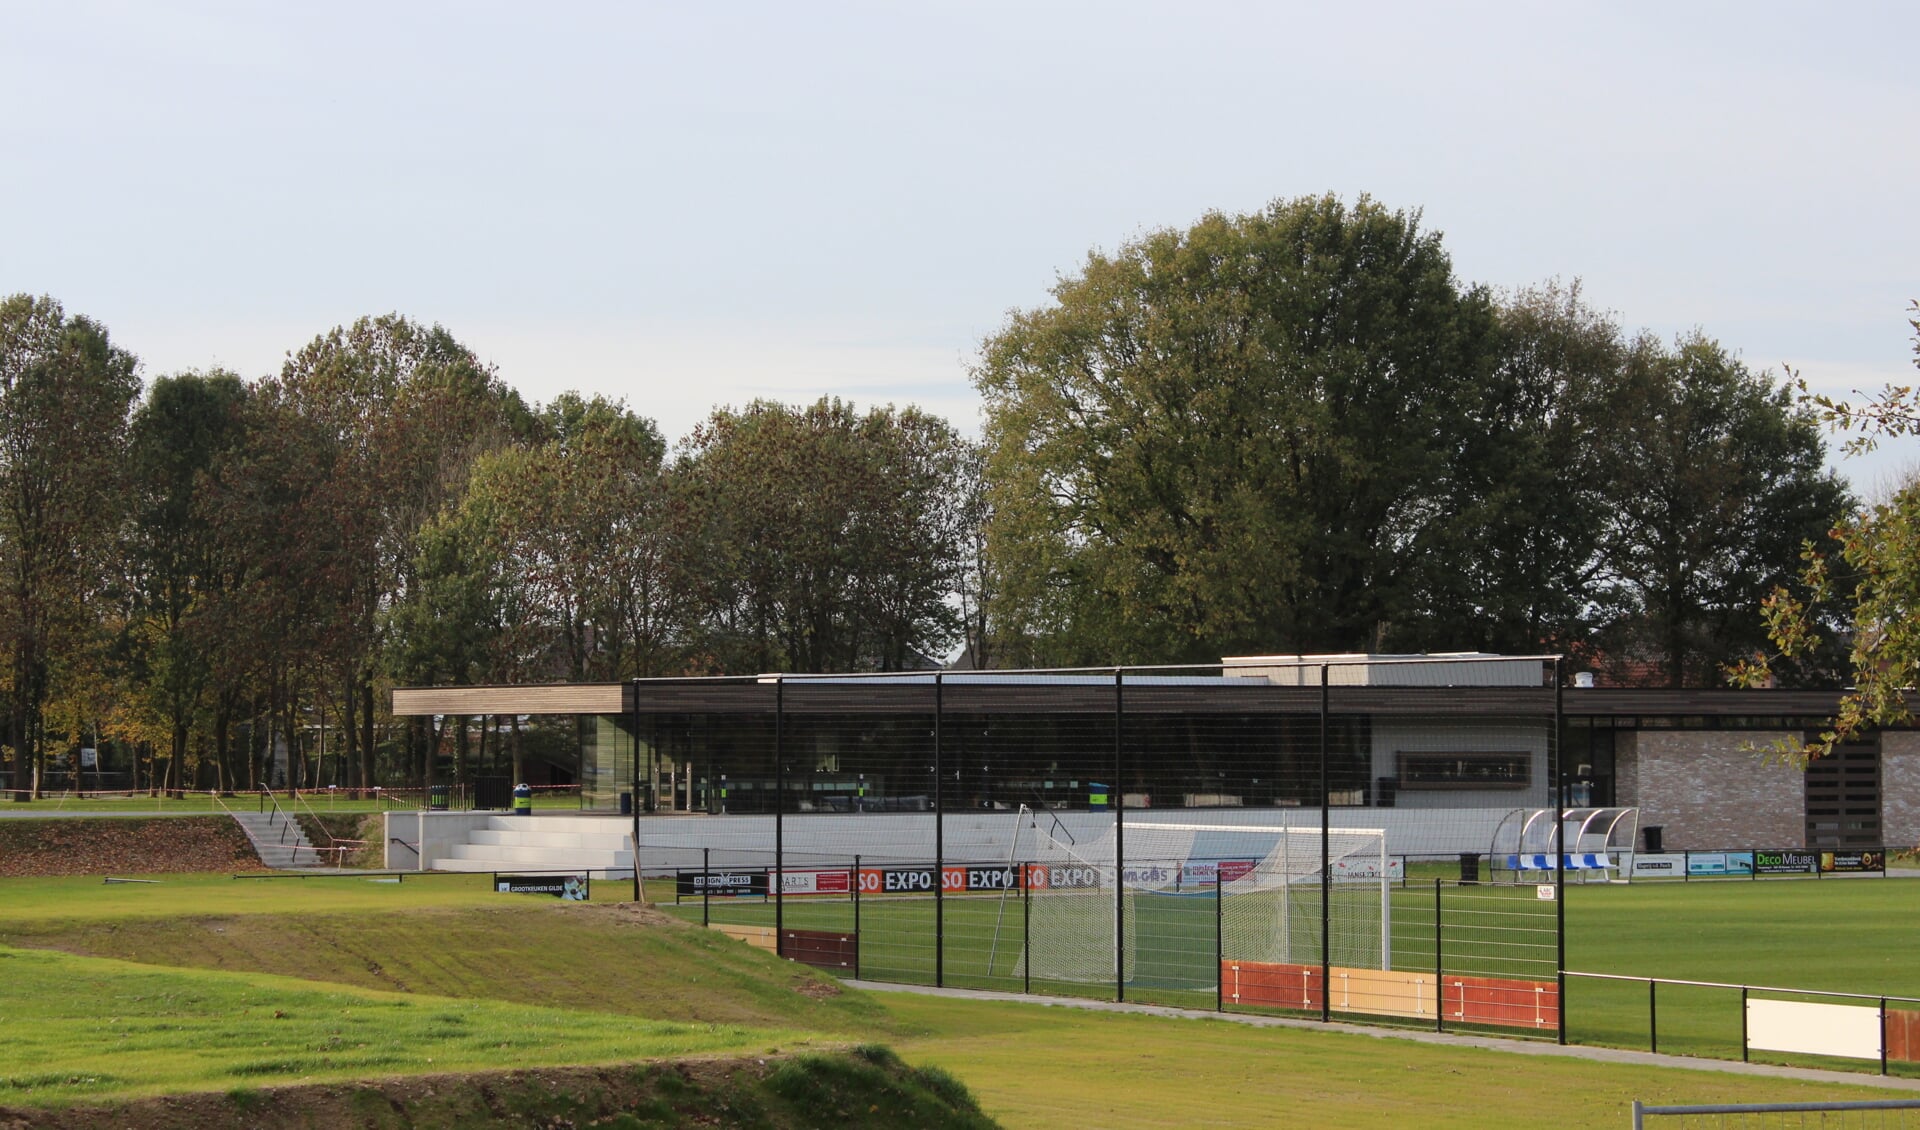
[849,980,1920,1092]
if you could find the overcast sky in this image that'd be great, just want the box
[5,2,1916,486]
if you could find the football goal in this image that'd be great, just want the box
[1010,818,1392,991]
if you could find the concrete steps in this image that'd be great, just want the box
[432,814,634,873]
[230,809,320,869]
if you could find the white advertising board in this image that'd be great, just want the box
[1629,853,1687,878]
[1746,998,1882,1061]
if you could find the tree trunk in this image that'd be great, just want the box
[361,677,376,790]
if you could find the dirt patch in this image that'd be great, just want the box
[292,812,383,867]
[0,1050,998,1129]
[0,818,264,877]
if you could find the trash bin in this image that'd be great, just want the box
[619,791,633,816]
[1458,852,1481,885]
[1643,826,1664,853]
[428,784,450,812]
[512,782,533,817]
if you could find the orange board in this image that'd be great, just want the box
[1221,960,1559,1031]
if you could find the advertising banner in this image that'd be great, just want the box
[1330,856,1406,881]
[1022,863,1103,890]
[857,866,938,894]
[1177,860,1258,886]
[675,869,769,897]
[1820,850,1886,873]
[944,865,1019,892]
[773,869,853,896]
[1753,849,1818,875]
[1629,853,1687,877]
[1687,852,1754,877]
[497,873,588,900]
[1747,998,1883,1060]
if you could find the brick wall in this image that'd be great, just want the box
[1615,731,1803,849]
[1883,732,1920,851]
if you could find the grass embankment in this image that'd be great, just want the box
[0,878,894,1035]
[3,861,1918,1127]
[0,943,819,1105]
[5,1048,993,1130]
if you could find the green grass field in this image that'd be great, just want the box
[1,868,1915,1126]
[666,873,1920,1068]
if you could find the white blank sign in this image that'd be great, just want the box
[1747,998,1882,1060]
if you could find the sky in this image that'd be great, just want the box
[4,2,1917,486]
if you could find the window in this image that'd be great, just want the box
[1395,752,1531,790]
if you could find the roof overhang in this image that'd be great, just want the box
[391,683,628,717]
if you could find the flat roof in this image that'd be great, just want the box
[390,677,1850,721]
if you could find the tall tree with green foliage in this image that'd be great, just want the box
[975,194,1498,664]
[1394,281,1624,655]
[1593,333,1852,687]
[124,370,253,790]
[270,315,529,787]
[0,295,139,799]
[676,398,965,673]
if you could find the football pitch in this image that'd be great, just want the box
[667,873,1920,1067]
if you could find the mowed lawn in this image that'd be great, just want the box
[1,870,1916,1126]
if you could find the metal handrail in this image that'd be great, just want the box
[1634,1099,1920,1129]
[1565,969,1920,1007]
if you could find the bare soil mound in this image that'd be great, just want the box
[0,817,264,877]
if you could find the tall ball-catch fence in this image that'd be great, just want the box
[627,656,1569,1038]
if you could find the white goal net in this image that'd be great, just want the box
[1012,819,1391,988]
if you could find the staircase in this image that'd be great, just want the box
[231,809,321,869]
[435,814,634,873]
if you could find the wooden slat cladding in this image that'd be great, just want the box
[391,684,627,716]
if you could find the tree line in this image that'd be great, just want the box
[0,194,1858,796]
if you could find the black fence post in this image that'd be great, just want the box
[1555,658,1567,1046]
[775,676,784,957]
[1435,878,1444,1034]
[853,853,862,981]
[702,847,711,927]
[1649,979,1659,1054]
[1882,998,1890,1075]
[1319,662,1330,1024]
[935,672,944,989]
[1114,666,1125,1004]
[1023,870,1031,995]
[1741,986,1749,1062]
[631,679,642,903]
[1215,868,1224,1013]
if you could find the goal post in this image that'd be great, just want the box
[1015,820,1392,989]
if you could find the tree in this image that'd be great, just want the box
[676,398,965,673]
[0,295,139,799]
[1393,281,1624,656]
[124,370,253,791]
[270,315,530,788]
[1592,333,1852,687]
[975,194,1499,664]
[1735,302,1920,756]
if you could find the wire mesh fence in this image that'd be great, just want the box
[623,655,1571,1037]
